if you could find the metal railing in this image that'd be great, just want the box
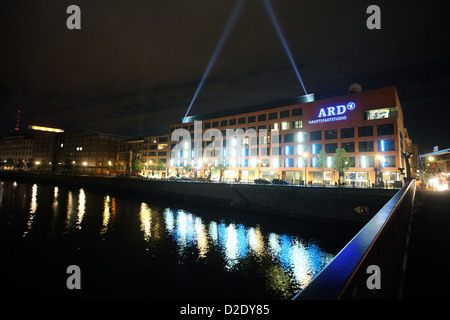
[293,179,416,300]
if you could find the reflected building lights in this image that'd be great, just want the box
[209,221,218,244]
[164,208,175,234]
[77,188,85,229]
[1,180,337,299]
[102,195,111,235]
[136,203,335,294]
[30,184,37,214]
[225,223,239,270]
[24,184,38,237]
[66,191,73,227]
[140,202,152,241]
[195,216,209,258]
[248,226,264,258]
[52,187,59,212]
[51,186,59,231]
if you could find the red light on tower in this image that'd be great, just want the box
[15,109,21,131]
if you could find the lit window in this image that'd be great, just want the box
[284,145,294,155]
[327,157,333,168]
[281,122,290,130]
[297,144,306,155]
[298,157,307,167]
[272,158,280,167]
[284,158,294,168]
[292,120,302,129]
[297,132,307,142]
[361,156,367,168]
[311,144,321,154]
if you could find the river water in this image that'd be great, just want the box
[0,179,357,299]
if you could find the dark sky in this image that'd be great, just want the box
[1,0,448,154]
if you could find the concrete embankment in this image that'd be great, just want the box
[0,171,397,226]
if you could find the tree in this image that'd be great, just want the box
[132,158,143,172]
[215,157,228,181]
[155,159,165,171]
[332,148,351,185]
[317,150,328,185]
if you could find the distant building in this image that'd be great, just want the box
[0,130,34,168]
[116,137,145,175]
[56,129,128,174]
[142,134,169,178]
[116,133,169,177]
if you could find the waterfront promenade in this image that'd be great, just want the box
[403,189,450,299]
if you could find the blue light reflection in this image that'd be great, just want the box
[159,207,334,291]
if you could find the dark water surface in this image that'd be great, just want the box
[0,179,357,299]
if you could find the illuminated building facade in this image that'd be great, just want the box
[168,86,409,187]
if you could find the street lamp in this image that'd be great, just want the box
[302,152,308,186]
[375,154,383,187]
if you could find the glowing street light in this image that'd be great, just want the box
[302,152,308,185]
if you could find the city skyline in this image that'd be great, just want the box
[1,0,448,154]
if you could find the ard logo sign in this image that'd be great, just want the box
[309,102,356,124]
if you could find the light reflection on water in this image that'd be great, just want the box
[157,207,335,292]
[1,180,337,299]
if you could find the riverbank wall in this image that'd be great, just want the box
[0,171,397,226]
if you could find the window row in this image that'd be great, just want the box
[170,138,395,156]
[169,155,396,168]
[313,139,396,154]
[310,123,395,141]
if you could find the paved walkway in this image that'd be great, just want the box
[402,189,450,299]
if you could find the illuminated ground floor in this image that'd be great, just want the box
[166,166,403,188]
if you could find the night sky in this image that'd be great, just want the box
[1,0,448,154]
